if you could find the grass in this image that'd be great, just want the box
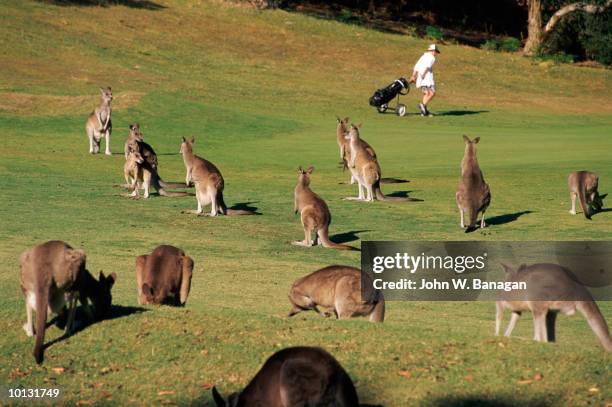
[0,0,611,406]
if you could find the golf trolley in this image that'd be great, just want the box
[369,77,410,117]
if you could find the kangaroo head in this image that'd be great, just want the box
[297,166,314,185]
[129,148,144,164]
[129,123,143,141]
[100,86,113,103]
[592,192,606,211]
[346,123,361,141]
[212,387,239,407]
[91,271,116,319]
[180,136,195,155]
[336,116,349,131]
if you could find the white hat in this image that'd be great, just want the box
[427,44,440,53]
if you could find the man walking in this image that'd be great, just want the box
[410,44,440,116]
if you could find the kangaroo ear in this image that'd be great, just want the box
[297,166,303,173]
[100,87,105,93]
[600,193,608,200]
[181,136,186,143]
[306,166,315,174]
[500,262,515,274]
[344,117,349,123]
[107,272,117,287]
[99,271,106,281]
[190,137,195,143]
[336,116,341,123]
[473,136,480,144]
[212,387,226,407]
[462,135,470,143]
[357,122,362,128]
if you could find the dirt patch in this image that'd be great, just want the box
[0,91,145,116]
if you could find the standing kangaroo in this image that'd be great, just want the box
[568,171,605,219]
[336,117,375,185]
[288,265,385,322]
[19,241,116,364]
[456,135,491,232]
[495,263,612,352]
[180,137,255,216]
[85,87,113,155]
[293,166,357,250]
[345,125,418,202]
[136,245,193,306]
[212,346,359,407]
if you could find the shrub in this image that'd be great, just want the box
[425,25,444,41]
[499,37,521,52]
[481,39,500,51]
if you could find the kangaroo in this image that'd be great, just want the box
[568,171,605,219]
[135,245,193,306]
[85,87,113,155]
[212,346,359,407]
[456,135,491,232]
[123,147,189,199]
[124,148,145,197]
[292,166,357,251]
[124,123,144,160]
[288,265,384,322]
[344,125,419,202]
[19,241,116,364]
[336,117,375,185]
[495,263,612,352]
[180,137,255,216]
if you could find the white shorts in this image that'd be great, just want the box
[419,86,435,93]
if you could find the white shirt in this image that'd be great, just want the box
[413,52,436,88]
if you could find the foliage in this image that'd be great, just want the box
[425,25,444,41]
[480,37,521,52]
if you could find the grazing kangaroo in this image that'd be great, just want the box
[19,241,116,364]
[85,87,113,155]
[288,265,384,322]
[456,135,491,232]
[180,137,255,216]
[345,125,419,202]
[135,245,193,306]
[212,346,359,407]
[293,166,357,251]
[495,263,612,351]
[568,171,605,219]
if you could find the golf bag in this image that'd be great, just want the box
[369,77,409,107]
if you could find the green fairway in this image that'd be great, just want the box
[0,1,610,406]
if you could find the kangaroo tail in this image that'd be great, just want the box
[158,189,193,197]
[225,209,257,215]
[317,228,358,251]
[369,292,385,322]
[380,177,409,184]
[576,301,612,351]
[374,183,423,202]
[159,179,192,189]
[577,179,591,219]
[33,284,49,364]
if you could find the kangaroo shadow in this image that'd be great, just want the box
[330,230,370,244]
[436,110,489,116]
[45,305,147,349]
[229,202,262,215]
[385,190,414,198]
[37,0,165,10]
[592,208,612,218]
[486,210,533,226]
[422,395,555,407]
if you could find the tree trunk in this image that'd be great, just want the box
[523,0,543,56]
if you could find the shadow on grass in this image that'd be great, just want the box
[591,207,612,218]
[436,110,489,116]
[380,177,409,184]
[330,229,370,244]
[486,210,533,226]
[37,0,165,9]
[45,305,147,349]
[229,201,262,215]
[423,394,556,407]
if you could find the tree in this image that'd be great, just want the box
[521,0,612,55]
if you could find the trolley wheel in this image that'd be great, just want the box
[377,104,388,113]
[396,104,407,117]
